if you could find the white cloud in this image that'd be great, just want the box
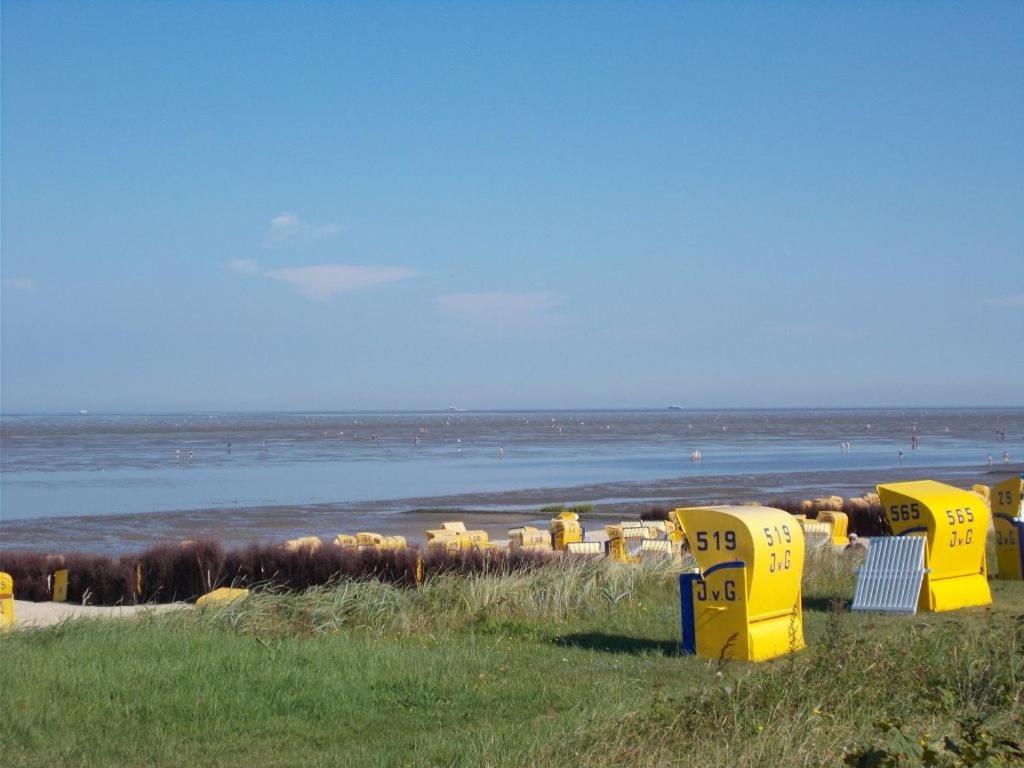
[264,265,415,301]
[990,293,1024,308]
[3,277,34,291]
[227,259,261,276]
[230,261,415,301]
[265,212,343,248]
[437,291,564,321]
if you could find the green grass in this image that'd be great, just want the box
[2,553,1022,767]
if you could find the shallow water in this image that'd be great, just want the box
[2,408,1020,523]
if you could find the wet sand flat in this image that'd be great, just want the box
[3,461,1018,554]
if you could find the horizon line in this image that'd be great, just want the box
[3,404,1024,417]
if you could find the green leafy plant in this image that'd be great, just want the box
[844,716,1024,766]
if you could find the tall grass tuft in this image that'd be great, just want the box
[422,547,553,578]
[196,556,681,638]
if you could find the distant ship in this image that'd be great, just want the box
[79,409,89,415]
[447,406,466,412]
[667,405,684,410]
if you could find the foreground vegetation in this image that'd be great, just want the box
[2,551,1022,767]
[0,494,890,607]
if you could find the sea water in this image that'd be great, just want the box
[2,408,1019,522]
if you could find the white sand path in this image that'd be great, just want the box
[8,600,187,630]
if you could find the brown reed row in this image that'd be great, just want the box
[639,498,888,536]
[764,496,888,536]
[0,541,556,606]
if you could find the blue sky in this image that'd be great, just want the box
[2,1,1022,412]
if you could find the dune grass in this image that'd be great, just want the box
[2,553,1022,768]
